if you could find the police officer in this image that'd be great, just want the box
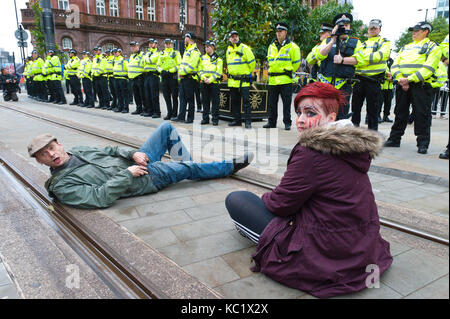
[24,57,33,98]
[113,48,129,113]
[158,38,181,120]
[0,68,19,101]
[264,22,301,130]
[42,51,53,102]
[199,40,223,126]
[351,19,391,131]
[439,34,449,160]
[128,41,145,115]
[307,23,333,84]
[92,47,110,109]
[175,32,201,124]
[78,50,94,108]
[30,50,46,102]
[143,38,161,117]
[47,49,66,105]
[316,13,364,119]
[226,30,256,129]
[379,57,394,123]
[106,49,117,110]
[385,22,442,154]
[65,49,83,105]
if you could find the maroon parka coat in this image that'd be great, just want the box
[251,125,393,298]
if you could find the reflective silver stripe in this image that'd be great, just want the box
[398,64,425,69]
[392,71,401,78]
[358,68,386,74]
[422,65,435,73]
[415,71,424,82]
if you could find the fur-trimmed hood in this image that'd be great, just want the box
[297,124,384,173]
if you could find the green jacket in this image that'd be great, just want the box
[45,146,158,209]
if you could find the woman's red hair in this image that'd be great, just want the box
[293,82,348,116]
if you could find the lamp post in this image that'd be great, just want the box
[203,0,207,42]
[418,8,436,21]
[40,0,57,52]
[179,0,186,54]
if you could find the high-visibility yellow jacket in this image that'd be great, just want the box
[157,48,182,74]
[46,55,63,81]
[31,57,45,82]
[128,51,145,79]
[392,37,442,84]
[440,34,449,60]
[66,56,80,77]
[316,36,364,89]
[113,56,128,80]
[78,57,92,81]
[381,64,393,90]
[356,36,391,77]
[106,55,115,77]
[226,42,256,88]
[91,54,106,77]
[431,61,448,88]
[178,43,201,80]
[144,48,161,73]
[199,53,223,84]
[267,39,301,85]
[24,61,33,79]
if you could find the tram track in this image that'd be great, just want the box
[0,103,448,252]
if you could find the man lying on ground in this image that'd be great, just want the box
[28,122,253,209]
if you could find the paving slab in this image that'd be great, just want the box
[405,275,449,299]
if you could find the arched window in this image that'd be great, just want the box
[96,0,105,15]
[62,37,73,49]
[136,0,144,20]
[110,0,119,17]
[102,42,120,52]
[148,0,156,21]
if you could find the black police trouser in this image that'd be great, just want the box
[178,78,197,121]
[195,82,202,110]
[131,74,145,112]
[46,80,55,101]
[268,83,293,126]
[115,78,129,111]
[230,86,251,123]
[389,83,433,148]
[380,89,393,118]
[161,75,179,118]
[52,80,66,103]
[94,76,110,108]
[36,81,47,100]
[337,82,352,120]
[201,83,220,122]
[351,78,381,130]
[25,78,31,96]
[82,78,94,106]
[3,90,18,101]
[144,73,161,115]
[68,75,82,103]
[109,77,117,107]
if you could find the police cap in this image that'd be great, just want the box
[275,22,289,31]
[408,21,433,33]
[228,30,239,37]
[69,49,77,54]
[184,32,195,39]
[333,13,353,25]
[320,23,333,33]
[129,41,139,46]
[164,38,172,43]
[369,19,382,28]
[111,48,118,53]
[205,40,216,48]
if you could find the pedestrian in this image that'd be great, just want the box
[0,67,19,101]
[315,13,364,119]
[28,122,254,209]
[112,48,130,113]
[143,38,162,118]
[174,32,201,124]
[225,81,392,299]
[385,21,442,154]
[226,30,256,129]
[128,41,146,115]
[158,38,181,120]
[199,40,223,126]
[264,22,301,130]
[351,19,391,131]
[306,23,333,84]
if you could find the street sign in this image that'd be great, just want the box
[17,41,28,48]
[14,28,28,41]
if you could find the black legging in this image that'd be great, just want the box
[225,191,275,243]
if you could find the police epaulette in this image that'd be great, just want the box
[350,37,359,40]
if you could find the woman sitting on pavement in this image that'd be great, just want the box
[225,82,393,298]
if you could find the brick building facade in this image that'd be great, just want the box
[21,0,213,55]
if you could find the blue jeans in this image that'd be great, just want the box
[139,122,234,190]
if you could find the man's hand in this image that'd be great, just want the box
[127,165,148,177]
[132,152,149,166]
[5,79,10,83]
[398,77,409,91]
[333,55,344,64]
[204,77,211,84]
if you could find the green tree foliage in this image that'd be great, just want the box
[394,17,449,52]
[29,0,46,56]
[211,0,366,64]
